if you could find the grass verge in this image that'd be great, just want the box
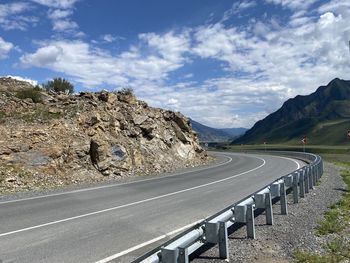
[295,238,350,263]
[294,161,350,263]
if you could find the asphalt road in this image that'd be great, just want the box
[0,152,304,263]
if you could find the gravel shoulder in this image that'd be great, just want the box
[192,162,345,263]
[0,152,221,202]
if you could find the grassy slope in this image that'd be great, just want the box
[233,118,350,146]
[233,83,350,145]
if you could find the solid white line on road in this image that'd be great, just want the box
[0,154,233,205]
[94,219,204,263]
[0,157,265,238]
[95,155,302,263]
[275,156,301,169]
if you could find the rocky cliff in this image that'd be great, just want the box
[0,77,208,193]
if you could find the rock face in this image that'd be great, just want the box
[0,77,208,193]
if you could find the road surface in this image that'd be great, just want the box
[0,152,303,263]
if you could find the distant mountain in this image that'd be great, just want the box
[190,119,247,142]
[233,78,350,145]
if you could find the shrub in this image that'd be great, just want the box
[15,86,43,103]
[44,78,74,94]
[120,87,134,96]
[0,110,5,122]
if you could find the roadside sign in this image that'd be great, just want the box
[301,136,307,152]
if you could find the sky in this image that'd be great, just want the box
[0,0,350,128]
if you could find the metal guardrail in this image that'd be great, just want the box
[133,151,323,263]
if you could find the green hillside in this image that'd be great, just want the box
[233,79,350,145]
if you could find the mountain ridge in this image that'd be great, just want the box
[233,78,350,145]
[190,119,247,142]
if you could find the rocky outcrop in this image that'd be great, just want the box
[0,77,208,193]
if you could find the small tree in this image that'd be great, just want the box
[44,78,74,94]
[15,86,43,103]
[120,87,134,96]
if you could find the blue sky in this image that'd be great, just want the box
[0,0,350,128]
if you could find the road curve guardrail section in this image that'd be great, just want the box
[133,151,323,263]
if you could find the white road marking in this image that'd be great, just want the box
[0,156,265,238]
[0,155,233,205]
[274,156,302,169]
[95,154,302,263]
[94,219,204,263]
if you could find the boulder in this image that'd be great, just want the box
[173,124,191,143]
[98,92,118,104]
[133,115,148,125]
[111,144,127,161]
[174,112,191,132]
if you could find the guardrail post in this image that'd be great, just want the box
[280,181,288,215]
[315,164,319,181]
[319,162,322,179]
[218,221,229,259]
[178,247,189,263]
[246,204,255,239]
[292,172,299,203]
[205,222,218,244]
[305,168,309,193]
[313,165,316,187]
[308,166,314,189]
[161,248,177,263]
[299,170,305,198]
[265,192,273,225]
[137,153,324,263]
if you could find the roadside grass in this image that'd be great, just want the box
[294,160,350,263]
[295,238,350,263]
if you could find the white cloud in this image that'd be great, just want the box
[30,0,80,33]
[20,31,191,86]
[139,31,190,64]
[48,8,72,19]
[52,19,78,31]
[15,1,350,128]
[5,75,38,86]
[30,0,78,9]
[0,2,37,30]
[101,34,126,43]
[265,0,318,10]
[187,7,350,127]
[47,8,78,32]
[193,23,259,73]
[222,0,257,21]
[318,0,350,14]
[102,34,116,43]
[0,37,13,59]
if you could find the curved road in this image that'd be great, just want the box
[0,152,303,263]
